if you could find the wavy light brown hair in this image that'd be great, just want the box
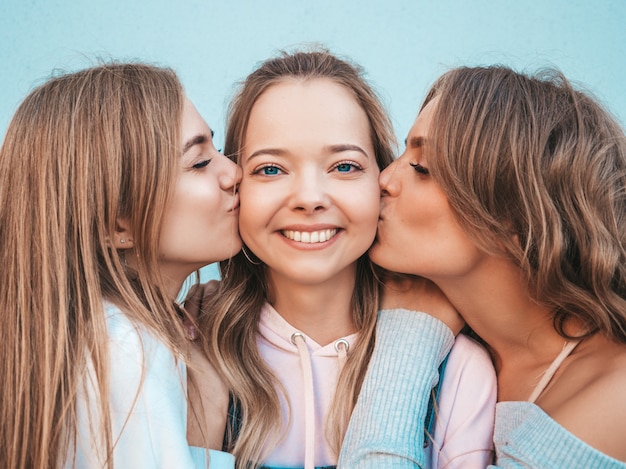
[423,66,626,341]
[199,48,395,467]
[0,63,190,468]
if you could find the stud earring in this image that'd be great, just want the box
[120,239,126,244]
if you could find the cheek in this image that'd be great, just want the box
[349,176,381,223]
[238,207,257,245]
[237,183,273,241]
[403,185,448,228]
[170,176,224,233]
[360,189,382,233]
[185,185,220,219]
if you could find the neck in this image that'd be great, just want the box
[160,267,188,301]
[436,256,563,371]
[434,255,577,400]
[267,268,357,345]
[128,255,192,301]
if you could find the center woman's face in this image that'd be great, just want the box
[370,98,484,281]
[238,78,380,286]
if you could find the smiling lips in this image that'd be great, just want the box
[281,228,338,244]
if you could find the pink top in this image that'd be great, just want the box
[258,303,496,468]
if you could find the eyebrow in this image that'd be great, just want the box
[404,136,426,148]
[182,130,214,154]
[247,148,285,160]
[247,143,369,160]
[324,143,369,156]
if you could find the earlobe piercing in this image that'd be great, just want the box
[120,239,126,244]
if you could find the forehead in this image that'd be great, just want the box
[408,97,438,138]
[253,78,362,114]
[181,97,212,137]
[245,78,371,145]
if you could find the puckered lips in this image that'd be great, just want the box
[228,195,240,212]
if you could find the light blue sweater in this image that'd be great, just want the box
[338,309,626,469]
[338,309,454,468]
[68,303,234,469]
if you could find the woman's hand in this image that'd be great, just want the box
[186,340,229,449]
[183,280,220,340]
[380,272,465,335]
[184,279,229,449]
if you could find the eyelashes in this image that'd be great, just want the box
[251,160,363,176]
[409,162,430,175]
[192,159,212,170]
[332,160,363,173]
[251,164,283,176]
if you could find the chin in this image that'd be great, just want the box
[218,238,244,258]
[368,250,405,274]
[367,242,385,265]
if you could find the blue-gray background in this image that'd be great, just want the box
[2,0,625,281]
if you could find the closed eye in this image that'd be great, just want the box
[409,162,429,175]
[192,159,211,170]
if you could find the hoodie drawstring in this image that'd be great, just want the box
[290,332,351,469]
[291,332,315,469]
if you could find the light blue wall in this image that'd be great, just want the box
[2,0,625,282]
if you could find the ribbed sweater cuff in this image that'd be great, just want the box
[338,309,454,468]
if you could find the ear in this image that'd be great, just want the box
[112,218,135,249]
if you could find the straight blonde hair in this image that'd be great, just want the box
[199,48,395,467]
[0,63,190,468]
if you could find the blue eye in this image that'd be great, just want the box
[263,166,280,175]
[333,161,362,173]
[253,164,283,176]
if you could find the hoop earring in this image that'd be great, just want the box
[241,245,262,265]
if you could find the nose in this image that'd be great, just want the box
[379,156,401,197]
[290,170,329,213]
[217,153,241,193]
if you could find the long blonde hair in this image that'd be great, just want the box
[0,63,190,468]
[423,66,626,341]
[199,49,395,467]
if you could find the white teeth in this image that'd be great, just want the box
[282,229,337,244]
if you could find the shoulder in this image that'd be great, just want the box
[102,304,188,437]
[104,302,143,342]
[74,304,198,467]
[438,333,496,409]
[103,302,183,386]
[447,333,495,377]
[494,402,626,469]
[438,334,497,417]
[546,337,626,462]
[431,334,496,466]
[104,302,173,355]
